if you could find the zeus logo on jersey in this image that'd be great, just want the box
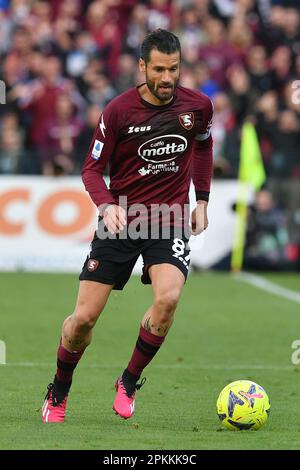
[91,139,104,160]
[138,135,187,163]
[128,125,151,134]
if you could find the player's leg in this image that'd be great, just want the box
[42,280,113,423]
[140,263,185,335]
[113,263,185,419]
[61,280,113,352]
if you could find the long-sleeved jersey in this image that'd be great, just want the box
[82,84,213,224]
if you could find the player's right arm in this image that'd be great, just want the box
[81,103,126,234]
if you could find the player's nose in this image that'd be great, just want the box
[161,70,172,83]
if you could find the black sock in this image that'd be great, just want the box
[122,368,140,397]
[52,376,72,404]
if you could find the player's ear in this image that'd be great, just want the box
[139,58,146,73]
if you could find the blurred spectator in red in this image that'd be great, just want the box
[75,104,102,171]
[199,18,241,88]
[85,0,122,78]
[54,0,82,27]
[94,0,140,37]
[227,15,253,63]
[11,55,82,170]
[43,94,83,175]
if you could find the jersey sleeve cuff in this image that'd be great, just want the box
[195,191,209,202]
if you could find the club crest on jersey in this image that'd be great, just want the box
[87,259,99,272]
[178,112,194,130]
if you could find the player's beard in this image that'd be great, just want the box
[146,74,179,103]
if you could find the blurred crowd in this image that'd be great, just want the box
[0,0,299,178]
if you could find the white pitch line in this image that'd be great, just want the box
[233,272,300,305]
[1,362,296,371]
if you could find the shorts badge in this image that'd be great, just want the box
[87,259,99,272]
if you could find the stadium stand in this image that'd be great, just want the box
[0,0,299,268]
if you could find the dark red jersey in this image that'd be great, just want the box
[82,84,213,216]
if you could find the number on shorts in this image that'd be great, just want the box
[172,238,186,257]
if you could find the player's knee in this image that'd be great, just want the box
[73,311,98,331]
[154,290,180,315]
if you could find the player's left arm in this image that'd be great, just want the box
[191,97,213,235]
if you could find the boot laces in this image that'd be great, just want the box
[122,376,147,397]
[44,382,67,407]
[135,377,146,390]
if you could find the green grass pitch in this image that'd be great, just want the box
[0,271,300,450]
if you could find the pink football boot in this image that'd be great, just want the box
[41,383,68,423]
[113,376,146,419]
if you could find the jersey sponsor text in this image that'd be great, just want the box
[138,135,187,163]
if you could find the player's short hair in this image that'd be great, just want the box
[140,29,181,64]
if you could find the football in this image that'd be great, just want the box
[216,380,270,430]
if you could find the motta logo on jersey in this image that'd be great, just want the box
[178,112,194,130]
[138,134,187,163]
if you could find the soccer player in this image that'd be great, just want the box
[41,29,213,423]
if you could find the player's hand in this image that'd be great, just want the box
[102,204,127,234]
[191,201,208,235]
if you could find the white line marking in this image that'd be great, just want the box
[233,272,300,305]
[0,340,6,364]
[1,362,296,371]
